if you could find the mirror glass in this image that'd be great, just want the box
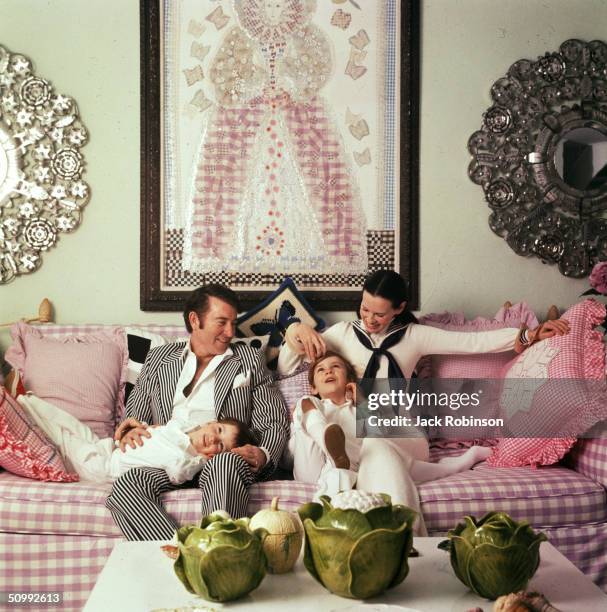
[0,122,20,205]
[554,127,607,192]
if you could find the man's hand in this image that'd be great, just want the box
[232,444,267,473]
[114,417,151,453]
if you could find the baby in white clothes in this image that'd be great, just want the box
[18,394,255,485]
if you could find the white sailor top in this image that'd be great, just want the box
[278,320,518,380]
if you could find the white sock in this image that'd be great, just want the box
[410,446,492,484]
[438,446,492,467]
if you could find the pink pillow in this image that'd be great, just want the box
[0,386,78,482]
[488,299,607,468]
[418,303,538,447]
[5,323,128,439]
[276,367,313,421]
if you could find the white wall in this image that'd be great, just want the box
[419,0,605,317]
[1,0,605,349]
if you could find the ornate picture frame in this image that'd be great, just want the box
[140,0,419,311]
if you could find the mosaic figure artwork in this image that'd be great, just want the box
[183,0,368,275]
[0,45,89,283]
[141,0,418,309]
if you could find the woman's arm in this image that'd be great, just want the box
[277,322,348,375]
[410,319,569,358]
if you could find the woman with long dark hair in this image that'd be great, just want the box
[278,270,568,533]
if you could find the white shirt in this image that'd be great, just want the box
[171,343,271,463]
[279,320,518,379]
[172,344,233,428]
[294,395,362,470]
[109,419,206,484]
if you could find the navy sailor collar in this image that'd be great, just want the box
[352,319,409,344]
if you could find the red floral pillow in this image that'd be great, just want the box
[488,299,607,467]
[0,386,78,482]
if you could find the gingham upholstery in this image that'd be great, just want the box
[0,533,120,612]
[420,461,606,531]
[544,523,607,591]
[20,323,189,339]
[0,472,316,612]
[276,364,313,420]
[1,323,607,607]
[567,438,607,489]
[1,458,604,537]
[0,471,314,538]
[1,462,606,610]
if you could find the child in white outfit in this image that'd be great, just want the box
[18,394,255,485]
[289,351,492,497]
[290,351,362,496]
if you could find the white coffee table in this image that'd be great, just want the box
[84,537,607,611]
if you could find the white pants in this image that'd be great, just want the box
[290,429,358,498]
[289,421,428,533]
[356,437,429,536]
[18,394,114,483]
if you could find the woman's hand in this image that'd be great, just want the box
[530,318,570,343]
[114,417,151,453]
[286,323,326,361]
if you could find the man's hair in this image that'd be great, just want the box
[183,284,240,333]
[218,417,258,448]
[308,350,357,387]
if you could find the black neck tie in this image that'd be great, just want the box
[352,324,407,395]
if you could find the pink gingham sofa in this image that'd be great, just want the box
[1,324,607,611]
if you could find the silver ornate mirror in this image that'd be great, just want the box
[0,45,89,284]
[468,39,607,277]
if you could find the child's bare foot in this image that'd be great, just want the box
[324,424,350,469]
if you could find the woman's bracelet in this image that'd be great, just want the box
[514,326,531,353]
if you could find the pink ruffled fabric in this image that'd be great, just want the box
[417,303,538,449]
[488,299,607,468]
[419,301,539,331]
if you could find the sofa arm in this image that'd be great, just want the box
[567,439,607,489]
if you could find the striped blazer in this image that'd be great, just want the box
[124,341,289,473]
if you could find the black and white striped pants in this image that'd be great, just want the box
[105,452,255,540]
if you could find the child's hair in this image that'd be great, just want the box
[359,270,418,325]
[308,350,357,387]
[187,418,258,449]
[218,417,258,448]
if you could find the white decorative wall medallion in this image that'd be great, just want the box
[0,45,89,283]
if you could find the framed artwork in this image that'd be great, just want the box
[140,0,419,311]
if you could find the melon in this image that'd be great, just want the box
[249,497,303,573]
